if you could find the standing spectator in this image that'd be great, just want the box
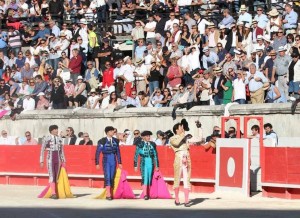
[273,46,292,99]
[144,15,157,46]
[184,12,196,32]
[212,67,226,105]
[246,63,268,104]
[251,20,263,45]
[50,78,65,109]
[248,125,260,139]
[7,26,21,56]
[97,38,113,72]
[134,58,147,94]
[69,48,82,84]
[147,60,161,95]
[207,23,219,53]
[119,56,135,97]
[266,8,282,36]
[154,13,167,45]
[264,50,277,82]
[193,12,210,35]
[164,12,179,34]
[288,53,300,99]
[102,61,115,89]
[221,73,233,105]
[131,20,145,45]
[36,92,49,110]
[167,58,183,88]
[232,70,247,104]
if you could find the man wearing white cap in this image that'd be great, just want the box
[23,93,35,111]
[202,47,219,70]
[237,5,252,25]
[78,18,89,50]
[36,92,49,110]
[273,46,292,99]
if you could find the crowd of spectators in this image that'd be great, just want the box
[0,0,300,118]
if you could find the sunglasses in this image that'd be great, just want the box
[84,135,89,137]
[26,134,30,137]
[134,132,139,135]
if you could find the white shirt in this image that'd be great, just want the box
[101,96,110,109]
[119,64,135,82]
[188,50,201,70]
[88,95,100,109]
[79,27,89,45]
[23,97,35,111]
[51,25,61,38]
[177,0,192,6]
[60,29,73,40]
[135,64,148,80]
[164,19,179,33]
[196,18,211,35]
[114,67,121,80]
[0,136,15,145]
[233,78,246,100]
[25,57,36,68]
[232,30,237,47]
[145,21,157,38]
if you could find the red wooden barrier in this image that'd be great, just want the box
[0,145,216,193]
[262,147,300,199]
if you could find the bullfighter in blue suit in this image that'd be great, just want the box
[134,131,159,200]
[96,126,122,200]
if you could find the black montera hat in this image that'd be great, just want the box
[141,131,153,137]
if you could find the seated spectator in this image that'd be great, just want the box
[87,89,100,109]
[64,79,75,108]
[79,132,93,145]
[74,76,87,108]
[0,130,16,145]
[150,88,164,107]
[22,94,35,111]
[36,92,49,110]
[120,91,135,107]
[21,131,38,145]
[107,91,121,109]
[138,91,150,107]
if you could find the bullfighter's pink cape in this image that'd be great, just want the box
[114,170,135,199]
[140,171,172,199]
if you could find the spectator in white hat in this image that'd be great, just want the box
[237,5,252,26]
[36,92,49,110]
[266,8,282,35]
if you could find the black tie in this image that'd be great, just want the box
[54,136,57,144]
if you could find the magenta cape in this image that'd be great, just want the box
[140,171,172,199]
[114,170,135,199]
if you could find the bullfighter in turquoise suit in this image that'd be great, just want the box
[134,131,159,200]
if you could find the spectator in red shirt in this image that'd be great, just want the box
[102,61,115,88]
[68,48,82,84]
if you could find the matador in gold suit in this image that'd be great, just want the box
[169,120,192,207]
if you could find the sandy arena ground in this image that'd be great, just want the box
[0,185,299,218]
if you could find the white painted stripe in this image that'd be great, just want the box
[261,182,300,189]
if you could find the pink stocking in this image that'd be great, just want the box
[174,187,180,203]
[50,182,56,195]
[184,188,189,204]
[106,186,111,197]
[142,185,148,196]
